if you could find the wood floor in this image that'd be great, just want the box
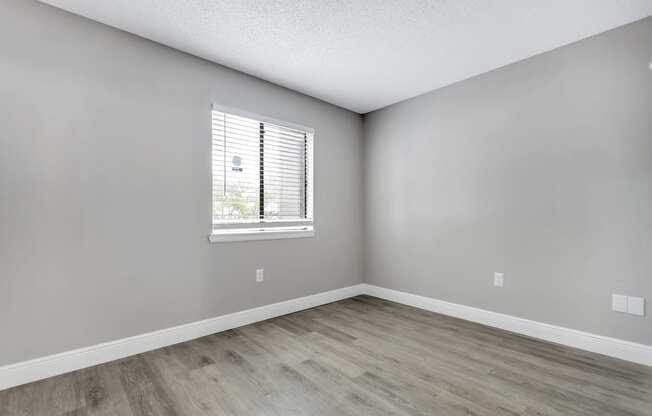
[1,296,651,416]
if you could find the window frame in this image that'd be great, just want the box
[209,104,315,243]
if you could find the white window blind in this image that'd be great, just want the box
[211,106,314,238]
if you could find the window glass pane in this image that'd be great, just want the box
[212,112,260,223]
[263,124,306,220]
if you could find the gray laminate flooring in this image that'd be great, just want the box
[1,295,651,415]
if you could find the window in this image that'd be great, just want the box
[209,105,314,242]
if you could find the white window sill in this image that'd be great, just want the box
[208,226,315,243]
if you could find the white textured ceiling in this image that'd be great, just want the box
[39,0,652,113]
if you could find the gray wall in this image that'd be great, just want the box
[0,0,364,366]
[364,17,652,345]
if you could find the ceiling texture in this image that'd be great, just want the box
[39,0,652,114]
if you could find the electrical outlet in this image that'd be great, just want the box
[494,272,504,287]
[612,294,628,313]
[256,269,264,283]
[612,294,645,316]
[627,296,645,316]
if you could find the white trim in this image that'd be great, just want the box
[208,226,315,243]
[0,284,364,391]
[362,284,652,367]
[4,283,649,391]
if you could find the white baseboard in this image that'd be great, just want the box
[0,284,365,391]
[362,284,652,367]
[3,283,650,391]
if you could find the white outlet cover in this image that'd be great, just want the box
[627,296,645,316]
[612,294,628,313]
[256,269,264,282]
[494,272,504,287]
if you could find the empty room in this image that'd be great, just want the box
[1,0,651,414]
